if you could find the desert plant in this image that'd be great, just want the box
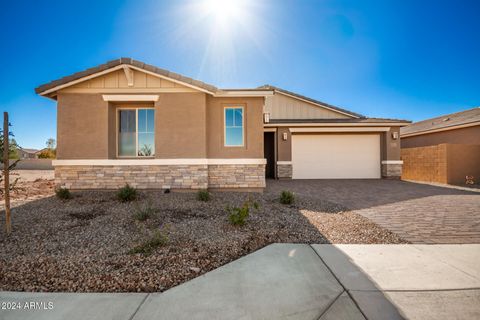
[129,230,168,255]
[280,190,295,205]
[55,187,72,200]
[196,189,211,202]
[117,184,138,202]
[134,200,155,221]
[138,144,152,156]
[227,199,260,226]
[37,149,56,159]
[227,204,249,226]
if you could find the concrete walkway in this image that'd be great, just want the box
[1,244,479,320]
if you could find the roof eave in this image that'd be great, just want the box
[35,58,219,97]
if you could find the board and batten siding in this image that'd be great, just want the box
[264,93,352,119]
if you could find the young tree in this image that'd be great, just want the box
[46,138,56,150]
[1,112,19,235]
[37,137,56,159]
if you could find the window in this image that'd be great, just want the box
[118,108,155,157]
[224,107,244,146]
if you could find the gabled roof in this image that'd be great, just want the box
[269,118,410,124]
[19,148,39,154]
[401,107,480,136]
[258,84,365,119]
[35,57,219,96]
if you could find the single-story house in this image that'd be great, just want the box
[401,107,480,185]
[35,58,409,190]
[17,148,40,160]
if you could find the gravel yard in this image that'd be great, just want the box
[0,183,406,292]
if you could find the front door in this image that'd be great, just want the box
[264,132,275,179]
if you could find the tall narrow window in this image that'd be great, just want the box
[138,109,155,156]
[118,108,155,157]
[225,107,244,146]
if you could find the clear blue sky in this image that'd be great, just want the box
[1,0,479,149]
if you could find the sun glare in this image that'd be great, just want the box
[167,0,271,83]
[203,0,242,22]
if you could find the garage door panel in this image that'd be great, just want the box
[292,134,381,179]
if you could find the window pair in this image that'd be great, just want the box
[118,108,155,157]
[117,106,244,157]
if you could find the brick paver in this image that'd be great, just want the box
[266,179,480,244]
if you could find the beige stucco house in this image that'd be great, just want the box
[36,58,409,190]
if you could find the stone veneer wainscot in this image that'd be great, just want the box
[54,161,266,190]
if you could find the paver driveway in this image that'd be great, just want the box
[266,179,480,244]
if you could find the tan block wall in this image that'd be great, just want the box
[208,164,266,188]
[402,143,480,185]
[401,144,448,183]
[55,164,266,190]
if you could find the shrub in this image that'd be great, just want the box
[117,184,137,202]
[227,199,260,226]
[280,190,294,205]
[134,201,155,221]
[56,187,72,200]
[228,204,249,226]
[196,189,211,202]
[129,230,168,255]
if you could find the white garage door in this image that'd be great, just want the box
[292,134,381,179]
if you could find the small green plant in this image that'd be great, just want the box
[280,190,295,205]
[55,187,72,200]
[228,204,249,226]
[196,189,211,202]
[227,199,260,226]
[134,200,155,221]
[117,184,137,202]
[129,230,168,255]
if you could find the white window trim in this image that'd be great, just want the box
[224,106,245,147]
[116,107,155,158]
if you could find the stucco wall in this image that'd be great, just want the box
[155,93,207,158]
[383,127,401,160]
[57,93,109,159]
[206,96,264,159]
[277,127,292,161]
[401,126,480,148]
[446,144,480,185]
[56,92,264,160]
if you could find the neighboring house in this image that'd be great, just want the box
[35,58,409,190]
[17,148,40,159]
[401,108,480,185]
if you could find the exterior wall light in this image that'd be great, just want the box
[263,113,270,123]
[392,132,399,140]
[282,132,288,141]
